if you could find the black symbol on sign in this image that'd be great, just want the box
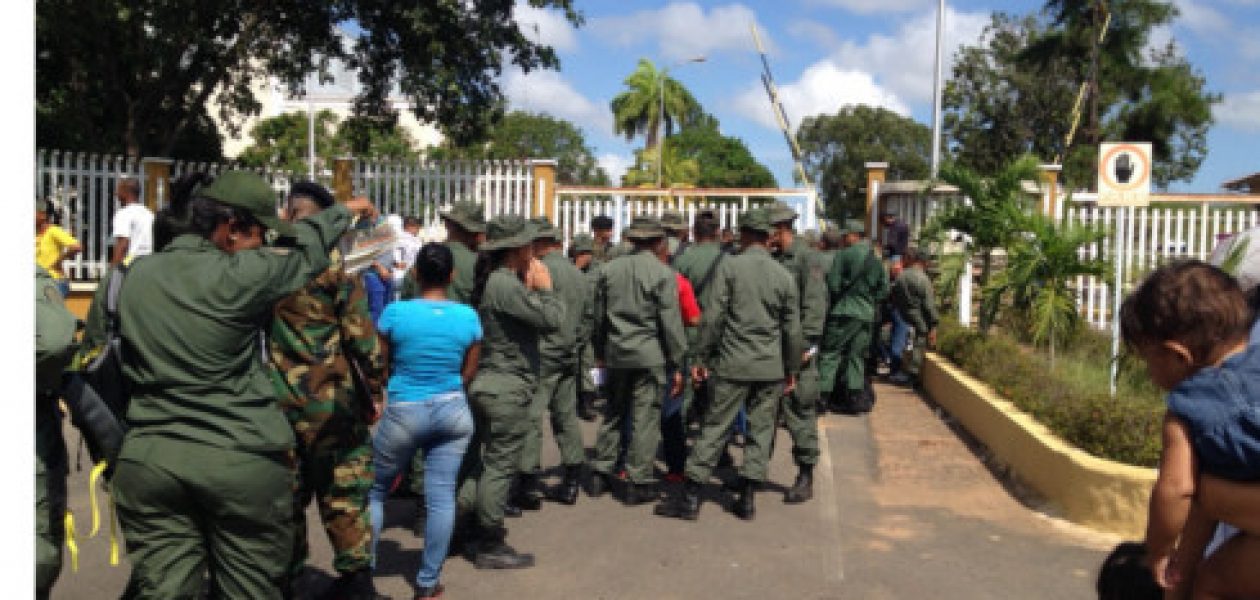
[1115,153,1134,184]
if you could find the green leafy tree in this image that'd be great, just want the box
[36,0,582,158]
[670,119,776,189]
[428,111,609,185]
[622,142,700,188]
[610,59,702,151]
[982,214,1109,366]
[796,106,931,220]
[1011,0,1217,188]
[924,155,1042,331]
[237,110,417,175]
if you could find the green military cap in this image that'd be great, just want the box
[569,233,595,254]
[624,215,666,240]
[738,207,773,234]
[440,200,487,234]
[767,201,798,225]
[481,215,538,251]
[200,170,295,238]
[660,209,687,231]
[842,219,866,235]
[529,216,561,240]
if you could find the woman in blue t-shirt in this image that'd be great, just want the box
[369,243,482,600]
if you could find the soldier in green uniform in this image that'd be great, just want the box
[401,200,485,302]
[516,217,591,507]
[590,215,615,265]
[671,210,724,424]
[93,172,370,598]
[460,216,563,569]
[587,216,688,505]
[888,248,939,387]
[656,208,802,521]
[819,219,889,414]
[661,209,689,259]
[403,201,486,530]
[568,233,599,421]
[36,266,77,600]
[766,202,828,504]
[269,182,386,599]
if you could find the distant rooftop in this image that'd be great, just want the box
[1223,172,1260,194]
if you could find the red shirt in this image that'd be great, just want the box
[676,273,701,327]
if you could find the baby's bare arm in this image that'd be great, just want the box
[1146,415,1198,562]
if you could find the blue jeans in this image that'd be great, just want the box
[369,392,473,589]
[363,270,393,323]
[888,308,910,374]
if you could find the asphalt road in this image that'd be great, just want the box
[50,382,1112,599]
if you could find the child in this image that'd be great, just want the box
[1096,542,1162,600]
[1120,260,1260,599]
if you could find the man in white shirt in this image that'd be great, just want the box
[110,177,154,265]
[392,216,423,293]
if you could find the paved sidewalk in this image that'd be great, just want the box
[51,382,1112,599]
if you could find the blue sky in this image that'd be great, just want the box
[506,0,1260,192]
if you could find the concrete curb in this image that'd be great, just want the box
[922,353,1156,538]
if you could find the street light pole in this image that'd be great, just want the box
[656,56,706,188]
[930,0,945,178]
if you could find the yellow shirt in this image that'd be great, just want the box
[36,225,79,280]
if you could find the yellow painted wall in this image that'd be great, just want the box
[922,354,1156,538]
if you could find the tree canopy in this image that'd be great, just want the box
[428,111,609,186]
[236,110,419,175]
[36,0,582,158]
[797,106,931,220]
[610,59,703,152]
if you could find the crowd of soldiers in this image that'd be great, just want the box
[34,171,938,599]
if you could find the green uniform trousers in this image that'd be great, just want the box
[819,315,872,396]
[36,408,67,599]
[522,369,586,472]
[686,378,781,484]
[591,368,664,484]
[288,427,373,576]
[903,332,929,380]
[579,342,597,395]
[408,449,427,496]
[780,356,820,467]
[460,388,532,530]
[111,436,295,599]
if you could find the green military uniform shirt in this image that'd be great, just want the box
[592,250,687,370]
[673,241,724,311]
[776,237,829,342]
[694,246,803,381]
[401,239,477,303]
[111,205,351,453]
[470,268,565,393]
[889,267,939,334]
[538,251,590,373]
[826,240,889,320]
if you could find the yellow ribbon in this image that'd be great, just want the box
[108,497,120,566]
[63,511,79,572]
[88,462,107,536]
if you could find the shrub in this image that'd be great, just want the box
[935,318,1164,467]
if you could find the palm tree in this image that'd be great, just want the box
[610,59,701,151]
[982,213,1109,366]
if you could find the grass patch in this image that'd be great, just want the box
[935,318,1165,467]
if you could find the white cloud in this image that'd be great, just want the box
[502,69,611,136]
[598,153,632,184]
[1173,0,1231,35]
[830,6,989,104]
[514,1,578,52]
[733,60,910,130]
[590,3,774,61]
[806,0,934,14]
[1216,90,1260,132]
[787,20,844,50]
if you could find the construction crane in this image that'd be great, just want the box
[751,23,813,192]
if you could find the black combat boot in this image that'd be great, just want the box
[654,479,702,520]
[731,478,757,521]
[509,474,542,511]
[784,465,814,504]
[623,482,657,506]
[546,464,581,505]
[586,469,614,498]
[470,527,535,570]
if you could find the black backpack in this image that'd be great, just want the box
[63,264,132,472]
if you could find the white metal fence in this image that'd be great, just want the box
[877,182,1260,331]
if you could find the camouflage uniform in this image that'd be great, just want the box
[269,249,386,577]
